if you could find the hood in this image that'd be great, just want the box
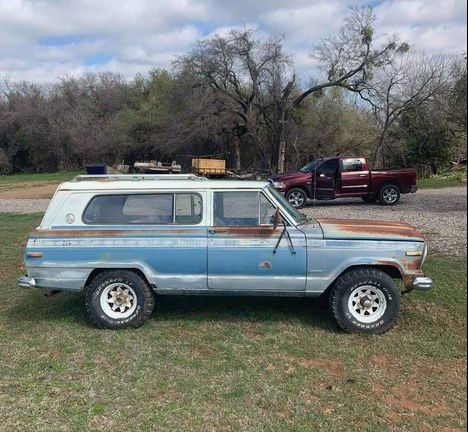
[316,218,426,242]
[270,171,310,182]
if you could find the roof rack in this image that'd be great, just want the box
[73,174,208,182]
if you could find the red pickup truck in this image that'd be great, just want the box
[269,157,418,209]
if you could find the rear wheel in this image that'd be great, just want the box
[85,270,155,329]
[379,184,401,205]
[286,188,307,209]
[329,268,401,334]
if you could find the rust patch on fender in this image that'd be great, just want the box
[317,218,426,241]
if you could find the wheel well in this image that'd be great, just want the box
[287,186,311,198]
[321,264,403,297]
[84,268,152,290]
[379,181,401,193]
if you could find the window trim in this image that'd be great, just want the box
[81,192,203,226]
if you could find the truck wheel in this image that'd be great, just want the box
[85,270,155,329]
[379,185,401,205]
[329,268,400,334]
[286,188,307,209]
[361,196,378,204]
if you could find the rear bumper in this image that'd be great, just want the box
[411,184,418,193]
[18,275,36,288]
[412,276,433,291]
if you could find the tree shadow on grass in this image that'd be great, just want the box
[8,289,338,333]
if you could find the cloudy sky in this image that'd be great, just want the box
[0,0,466,83]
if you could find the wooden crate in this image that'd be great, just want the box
[192,158,226,175]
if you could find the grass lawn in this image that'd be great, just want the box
[0,214,466,432]
[418,175,467,189]
[0,171,82,185]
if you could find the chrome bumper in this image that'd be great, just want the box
[18,275,36,288]
[412,276,433,291]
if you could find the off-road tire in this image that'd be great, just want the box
[85,270,155,329]
[329,268,401,334]
[286,188,308,209]
[379,184,401,205]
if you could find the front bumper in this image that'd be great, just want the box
[18,275,36,288]
[412,276,433,291]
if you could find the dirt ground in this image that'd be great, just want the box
[0,182,58,199]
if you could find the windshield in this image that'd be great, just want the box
[300,160,320,173]
[267,186,309,225]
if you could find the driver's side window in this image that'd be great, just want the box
[213,191,276,226]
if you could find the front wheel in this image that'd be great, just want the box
[85,270,155,329]
[329,268,401,334]
[379,184,401,205]
[286,188,308,209]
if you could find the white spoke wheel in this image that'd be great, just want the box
[85,270,155,329]
[379,185,400,205]
[329,268,401,334]
[100,283,137,319]
[347,285,387,323]
[287,189,307,209]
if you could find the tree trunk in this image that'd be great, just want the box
[277,112,287,173]
[372,125,388,168]
[233,137,241,171]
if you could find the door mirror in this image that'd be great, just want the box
[273,208,280,231]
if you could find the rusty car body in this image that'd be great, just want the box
[18,174,432,331]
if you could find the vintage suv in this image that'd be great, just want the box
[18,174,433,333]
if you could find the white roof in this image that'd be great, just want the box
[59,176,269,191]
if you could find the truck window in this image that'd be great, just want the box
[341,159,363,172]
[213,191,275,226]
[83,193,202,225]
[319,159,339,175]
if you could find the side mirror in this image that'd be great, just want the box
[273,208,280,231]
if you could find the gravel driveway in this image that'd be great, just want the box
[302,187,467,257]
[0,187,466,256]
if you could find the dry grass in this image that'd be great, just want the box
[0,213,466,431]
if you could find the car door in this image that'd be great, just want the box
[339,158,370,195]
[207,190,307,293]
[314,159,339,199]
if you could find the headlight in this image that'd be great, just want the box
[272,182,286,190]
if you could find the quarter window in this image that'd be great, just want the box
[213,191,276,226]
[83,193,202,225]
[341,159,363,172]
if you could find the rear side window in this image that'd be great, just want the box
[83,193,202,225]
[341,159,363,172]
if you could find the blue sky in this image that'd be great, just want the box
[0,0,466,82]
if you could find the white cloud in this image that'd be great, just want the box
[0,0,466,83]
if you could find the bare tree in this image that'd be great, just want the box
[175,29,290,170]
[269,7,410,172]
[356,52,451,166]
